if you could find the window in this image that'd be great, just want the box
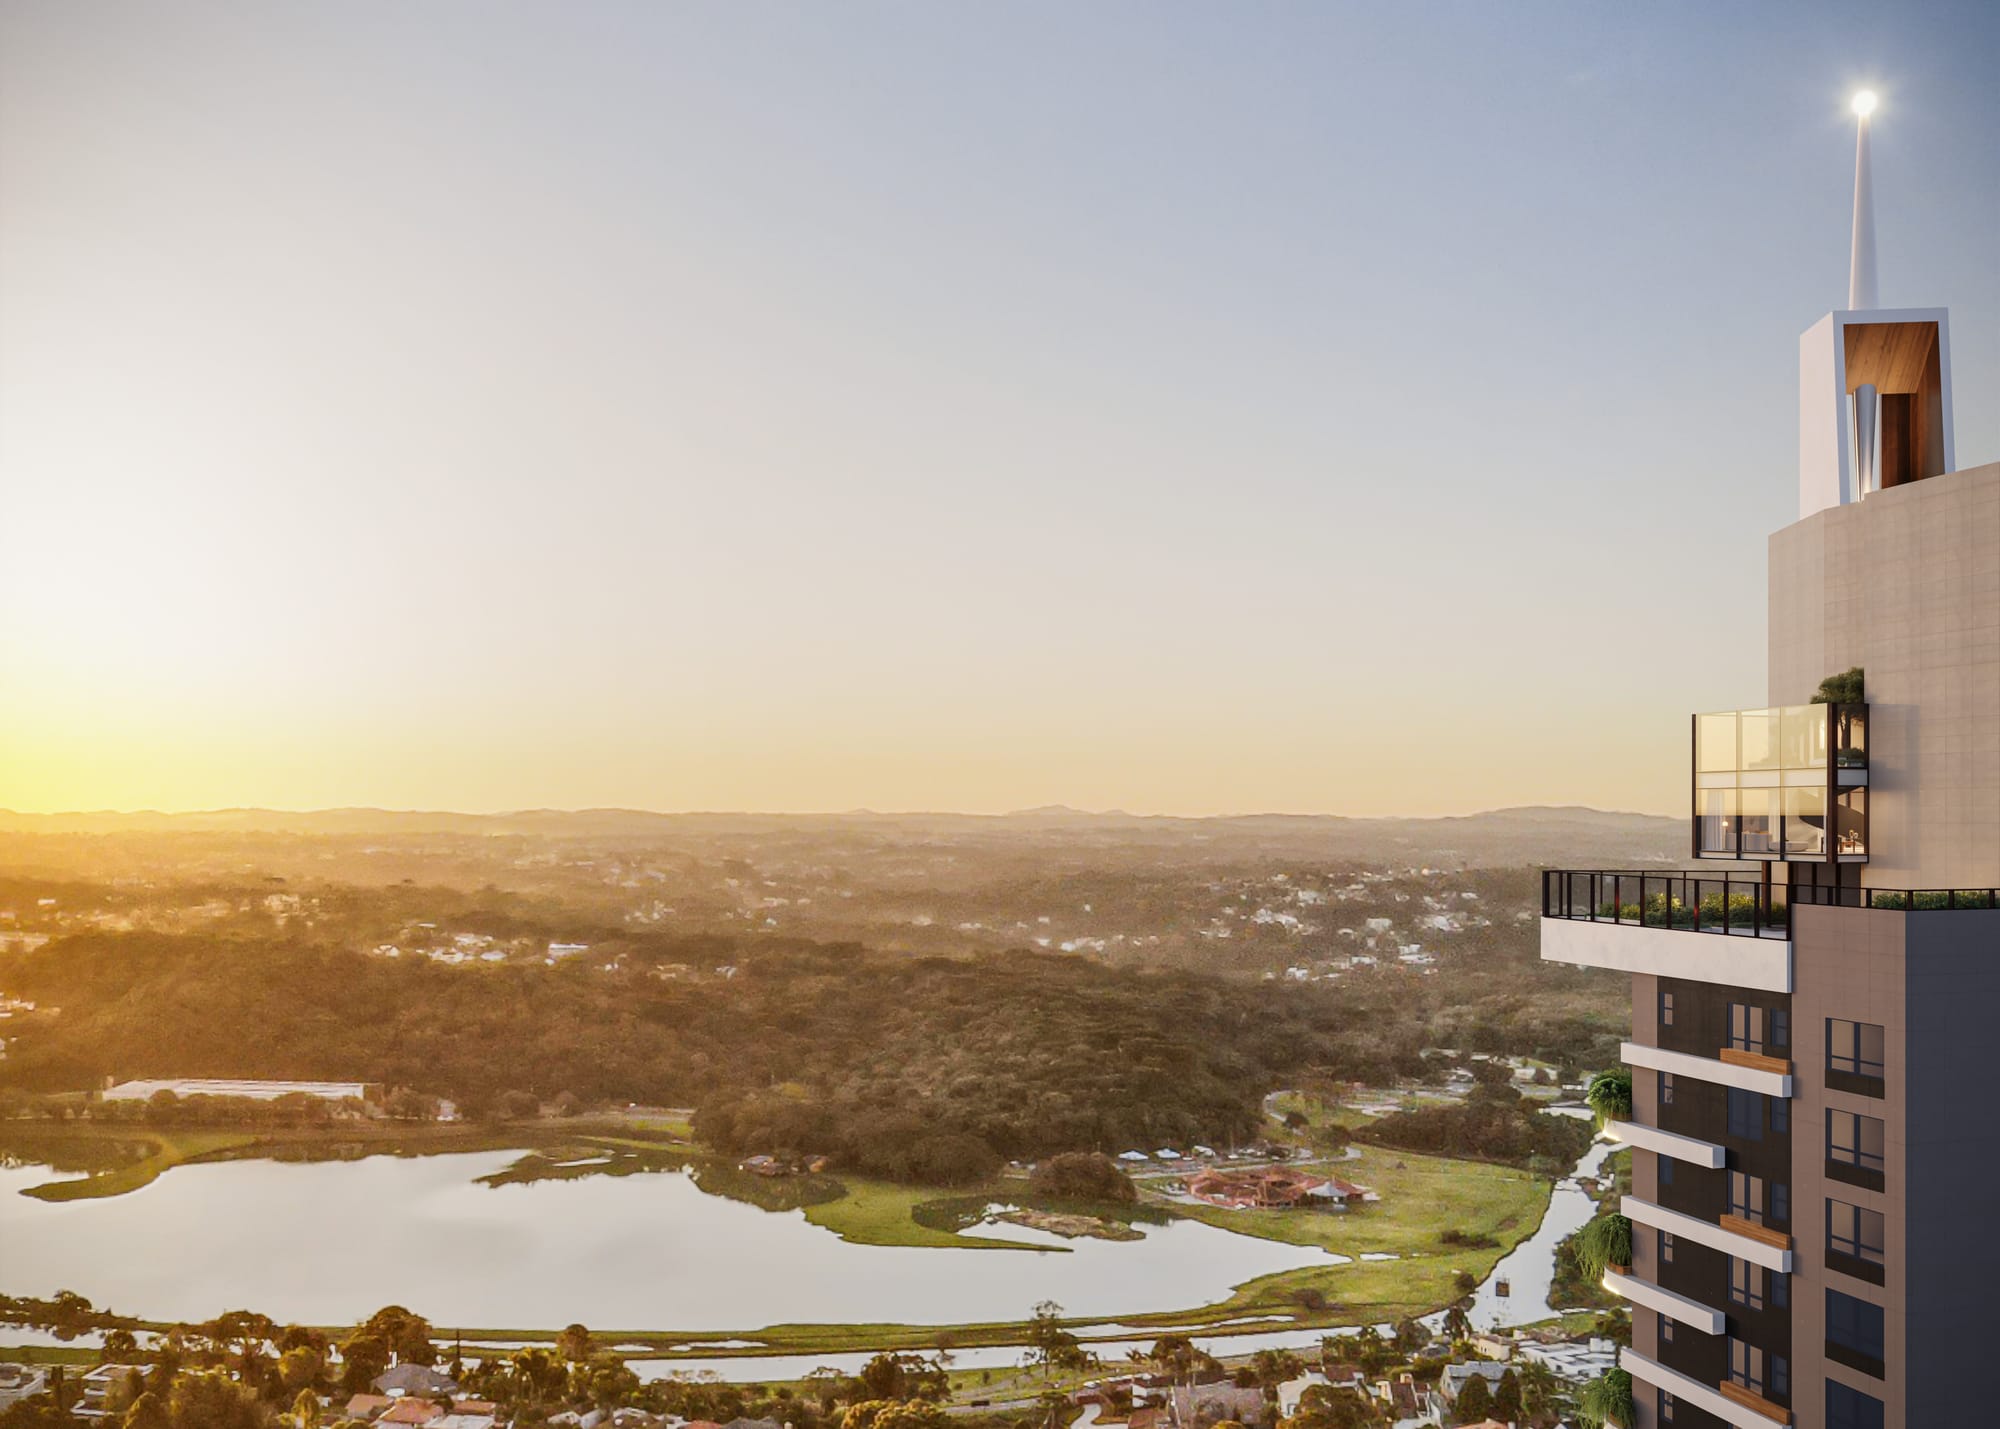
[1770,1007,1789,1049]
[1772,1270,1788,1308]
[1660,1070,1676,1106]
[1729,1258,1765,1311]
[1827,1381,1885,1429]
[1828,1018,1886,1079]
[1772,1096,1789,1134]
[1728,1171,1766,1223]
[1729,1339,1768,1395]
[1659,1388,1676,1422]
[1727,1088,1764,1140]
[1660,989,1676,1027]
[1659,1155,1675,1186]
[1829,1109,1886,1173]
[1829,1198,1886,1265]
[1772,1181,1790,1226]
[1660,1229,1675,1263]
[1728,1001,1764,1055]
[1660,1310,1674,1344]
[1772,1356,1789,1398]
[1828,1289,1885,1362]
[1697,789,1735,855]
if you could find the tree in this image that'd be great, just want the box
[1028,1152,1137,1204]
[1248,1349,1303,1390]
[1441,1301,1472,1346]
[1289,1385,1381,1429]
[1813,667,1864,705]
[1023,1302,1089,1381]
[166,1372,265,1429]
[337,1334,388,1393]
[1585,1068,1632,1124]
[1490,1369,1520,1423]
[291,1389,322,1429]
[1453,1375,1492,1425]
[103,1329,139,1360]
[557,1325,594,1364]
[118,1394,171,1429]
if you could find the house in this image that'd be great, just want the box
[346,1394,397,1420]
[1372,1374,1438,1429]
[548,1412,605,1429]
[1276,1371,1330,1418]
[0,1366,47,1409]
[375,1364,461,1399]
[1126,1408,1165,1429]
[431,1415,499,1429]
[381,1401,445,1426]
[77,1365,147,1418]
[1437,1362,1508,1405]
[1170,1381,1266,1429]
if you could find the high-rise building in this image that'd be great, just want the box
[1540,95,1997,1429]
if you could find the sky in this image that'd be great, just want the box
[2,2,1997,819]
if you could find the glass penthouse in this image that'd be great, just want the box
[1539,104,1998,1429]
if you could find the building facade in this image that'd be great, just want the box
[1539,103,1998,1429]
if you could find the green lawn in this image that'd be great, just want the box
[20,1129,258,1202]
[801,1177,1029,1251]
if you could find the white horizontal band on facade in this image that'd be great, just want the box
[1621,1041,1794,1098]
[1605,1118,1727,1169]
[1622,1195,1794,1273]
[1621,1347,1787,1429]
[1540,918,1792,994]
[1604,1270,1727,1335]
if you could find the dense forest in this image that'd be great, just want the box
[0,933,1434,1179]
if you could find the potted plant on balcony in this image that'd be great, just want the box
[1574,1368,1635,1429]
[1575,1211,1634,1279]
[1586,1067,1632,1126]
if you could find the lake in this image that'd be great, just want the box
[0,1150,1330,1331]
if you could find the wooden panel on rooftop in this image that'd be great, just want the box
[1844,321,1938,394]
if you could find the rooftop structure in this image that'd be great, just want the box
[100,1077,378,1103]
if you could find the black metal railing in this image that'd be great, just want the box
[1792,885,2000,911]
[1542,869,1788,937]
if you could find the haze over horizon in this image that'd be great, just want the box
[5,2,1998,820]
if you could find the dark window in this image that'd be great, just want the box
[1773,1356,1789,1399]
[1728,1170,1766,1223]
[1659,1389,1676,1423]
[1729,1339,1767,1395]
[1660,1070,1676,1105]
[1770,1008,1790,1049]
[1729,1258,1765,1311]
[1772,1096,1789,1134]
[1829,1110,1886,1172]
[1828,1018,1886,1078]
[1727,1088,1764,1140]
[1661,989,1676,1027]
[1829,1198,1886,1265]
[1773,1271,1788,1308]
[1827,1381,1885,1429]
[1660,1155,1675,1186]
[1728,1088,1760,1144]
[1772,1181,1790,1227]
[1828,1290,1885,1358]
[1729,1002,1765,1054]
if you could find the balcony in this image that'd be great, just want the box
[1622,1195,1794,1272]
[1540,871,1792,993]
[1602,1117,1726,1169]
[1603,1268,1726,1334]
[1622,1042,1793,1097]
[1623,1349,1792,1428]
[1694,702,1867,863]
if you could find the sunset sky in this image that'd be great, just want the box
[3,2,1997,818]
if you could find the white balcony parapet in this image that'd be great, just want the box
[1604,1269,1727,1334]
[1622,1347,1789,1429]
[1540,916,1792,993]
[1604,1118,1727,1169]
[1622,1041,1793,1098]
[1622,1195,1794,1273]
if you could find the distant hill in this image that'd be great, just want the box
[0,803,1683,868]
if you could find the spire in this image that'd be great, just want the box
[1848,92,1879,309]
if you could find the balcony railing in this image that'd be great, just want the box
[1792,885,2000,911]
[1543,870,1788,938]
